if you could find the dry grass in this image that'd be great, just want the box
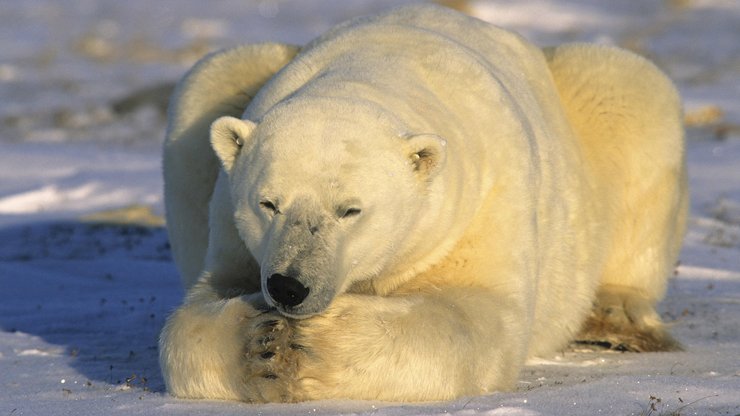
[636,394,719,416]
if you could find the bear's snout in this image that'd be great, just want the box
[266,273,310,308]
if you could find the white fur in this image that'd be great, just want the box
[160,5,687,402]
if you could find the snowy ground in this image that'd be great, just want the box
[1,1,739,415]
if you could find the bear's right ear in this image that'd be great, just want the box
[404,133,447,179]
[210,116,256,173]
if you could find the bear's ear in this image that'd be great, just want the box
[210,116,256,173]
[405,133,447,179]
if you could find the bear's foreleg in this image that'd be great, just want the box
[243,288,530,402]
[159,283,272,401]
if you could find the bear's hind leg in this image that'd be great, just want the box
[544,44,688,352]
[575,163,687,352]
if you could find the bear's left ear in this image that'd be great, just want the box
[210,116,256,173]
[405,133,447,179]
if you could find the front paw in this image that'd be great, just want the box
[243,312,306,402]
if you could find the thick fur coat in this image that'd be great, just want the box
[159,5,687,402]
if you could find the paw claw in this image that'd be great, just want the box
[258,319,281,329]
[257,335,275,347]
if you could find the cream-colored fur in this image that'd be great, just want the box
[544,44,688,351]
[160,5,687,402]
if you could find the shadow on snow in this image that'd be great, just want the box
[0,220,182,393]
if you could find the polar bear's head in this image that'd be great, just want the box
[210,99,446,318]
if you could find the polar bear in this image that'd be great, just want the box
[159,5,687,402]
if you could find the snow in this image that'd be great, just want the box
[1,0,738,415]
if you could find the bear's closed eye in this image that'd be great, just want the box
[260,200,280,214]
[340,207,362,219]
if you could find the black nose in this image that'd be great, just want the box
[266,273,310,307]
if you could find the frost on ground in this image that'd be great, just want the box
[0,1,739,415]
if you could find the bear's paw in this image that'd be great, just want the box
[574,285,681,352]
[242,311,307,402]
